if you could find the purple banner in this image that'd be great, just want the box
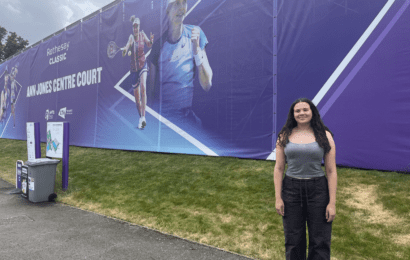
[0,0,275,159]
[1,0,409,173]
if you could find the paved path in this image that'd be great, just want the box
[0,178,255,260]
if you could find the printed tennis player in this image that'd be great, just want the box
[10,65,18,127]
[0,90,5,122]
[122,16,154,129]
[3,66,9,109]
[148,0,213,126]
[1,66,9,122]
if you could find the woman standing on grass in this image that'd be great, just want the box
[274,98,337,260]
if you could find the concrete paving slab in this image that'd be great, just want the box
[0,178,255,260]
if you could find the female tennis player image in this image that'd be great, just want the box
[122,16,154,129]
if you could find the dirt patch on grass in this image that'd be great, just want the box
[393,233,410,246]
[238,231,253,251]
[343,184,403,226]
[234,179,247,188]
[220,214,233,223]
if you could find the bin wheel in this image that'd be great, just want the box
[48,193,57,202]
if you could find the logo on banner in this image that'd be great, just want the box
[58,107,73,119]
[45,109,55,121]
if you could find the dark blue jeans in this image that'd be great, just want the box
[281,175,332,260]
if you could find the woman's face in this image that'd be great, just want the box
[168,0,187,25]
[293,102,313,125]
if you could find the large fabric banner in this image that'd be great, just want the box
[0,0,275,159]
[1,0,409,173]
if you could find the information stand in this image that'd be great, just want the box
[46,122,70,190]
[26,122,41,160]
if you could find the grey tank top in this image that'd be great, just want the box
[284,141,325,178]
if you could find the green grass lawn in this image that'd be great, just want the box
[0,138,409,260]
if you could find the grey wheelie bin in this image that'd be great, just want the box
[24,158,60,203]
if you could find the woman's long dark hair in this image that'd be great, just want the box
[277,98,334,154]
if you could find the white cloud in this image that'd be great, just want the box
[6,3,21,14]
[60,5,74,27]
[59,0,112,27]
[0,0,115,45]
[74,1,100,15]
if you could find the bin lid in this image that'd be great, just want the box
[24,158,60,166]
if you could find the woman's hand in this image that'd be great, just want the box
[276,198,285,216]
[326,204,336,222]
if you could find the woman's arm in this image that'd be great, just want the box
[141,31,154,48]
[274,135,286,216]
[122,35,133,57]
[324,130,337,222]
[324,131,337,205]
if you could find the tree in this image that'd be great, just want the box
[0,26,7,61]
[0,26,29,62]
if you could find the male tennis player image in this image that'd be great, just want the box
[148,0,213,127]
[10,65,18,128]
[1,66,9,123]
[122,16,154,129]
[0,89,5,123]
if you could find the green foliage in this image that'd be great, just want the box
[0,26,29,62]
[0,26,7,60]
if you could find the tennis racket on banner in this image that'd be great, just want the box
[107,41,125,59]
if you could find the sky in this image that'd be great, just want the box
[0,0,116,46]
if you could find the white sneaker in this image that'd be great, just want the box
[138,117,143,129]
[141,116,146,129]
